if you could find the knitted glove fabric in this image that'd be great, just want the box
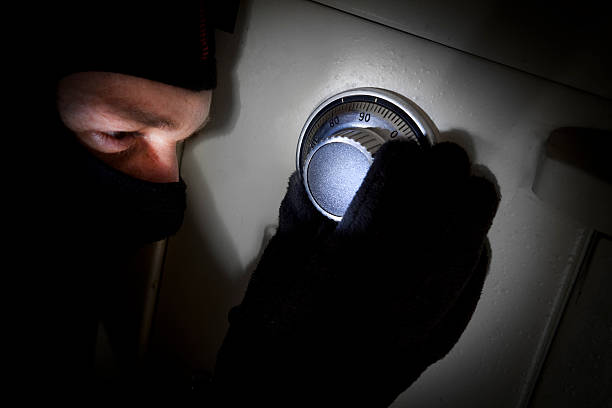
[213,140,500,407]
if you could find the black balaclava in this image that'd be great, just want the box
[52,1,238,245]
[54,2,221,90]
[26,3,239,389]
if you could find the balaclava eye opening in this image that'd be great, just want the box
[51,1,239,244]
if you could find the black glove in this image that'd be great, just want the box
[212,140,500,407]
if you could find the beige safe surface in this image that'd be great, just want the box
[150,1,612,406]
[314,0,612,99]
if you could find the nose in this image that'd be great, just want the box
[119,136,180,183]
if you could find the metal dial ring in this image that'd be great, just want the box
[297,87,439,221]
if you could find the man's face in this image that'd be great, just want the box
[57,71,212,183]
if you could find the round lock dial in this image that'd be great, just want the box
[297,87,439,221]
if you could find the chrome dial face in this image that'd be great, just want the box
[297,88,439,221]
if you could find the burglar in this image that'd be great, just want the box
[37,2,499,406]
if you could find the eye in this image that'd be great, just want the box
[84,131,141,153]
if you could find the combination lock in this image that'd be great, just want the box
[297,87,439,221]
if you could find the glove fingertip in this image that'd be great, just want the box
[464,174,501,232]
[373,139,423,170]
[278,171,328,235]
[427,142,471,183]
[337,139,425,235]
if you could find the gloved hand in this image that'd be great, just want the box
[212,140,500,407]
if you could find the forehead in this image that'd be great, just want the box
[103,97,180,130]
[58,71,212,132]
[60,72,193,129]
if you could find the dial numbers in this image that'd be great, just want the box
[301,98,419,168]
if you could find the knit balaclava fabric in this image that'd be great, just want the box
[54,2,219,91]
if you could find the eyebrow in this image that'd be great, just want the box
[111,101,180,130]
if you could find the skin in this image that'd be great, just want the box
[57,71,212,183]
